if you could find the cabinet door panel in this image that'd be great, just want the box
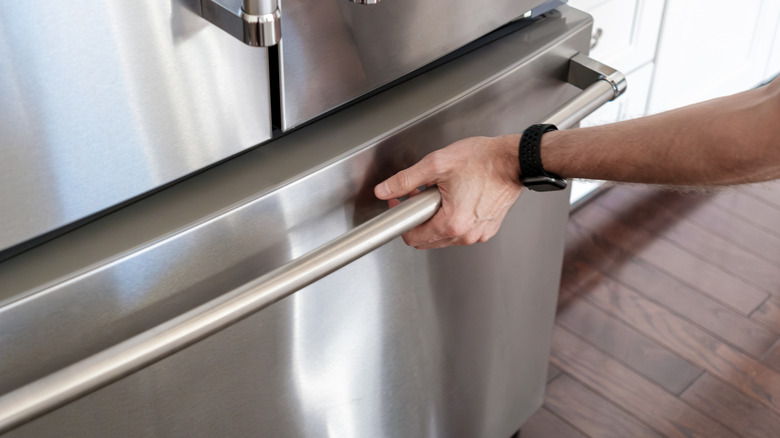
[650,0,780,112]
[569,0,665,74]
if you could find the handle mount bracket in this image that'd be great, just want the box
[200,0,281,47]
[567,53,627,100]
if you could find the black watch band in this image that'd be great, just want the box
[518,124,567,192]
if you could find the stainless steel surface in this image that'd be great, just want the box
[200,0,282,46]
[0,0,273,255]
[0,44,628,433]
[242,0,276,15]
[1,6,595,438]
[278,0,557,130]
[0,189,441,434]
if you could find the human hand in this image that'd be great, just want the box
[374,135,524,249]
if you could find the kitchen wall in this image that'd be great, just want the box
[567,0,780,203]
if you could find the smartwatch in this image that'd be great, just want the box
[518,123,567,192]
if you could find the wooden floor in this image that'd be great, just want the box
[522,182,780,438]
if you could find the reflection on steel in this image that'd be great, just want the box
[0,1,273,256]
[0,189,441,434]
[0,45,626,434]
[278,0,548,130]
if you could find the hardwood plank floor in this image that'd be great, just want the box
[521,407,587,438]
[555,294,702,394]
[713,189,780,238]
[546,364,563,383]
[544,374,663,438]
[527,184,780,438]
[565,216,776,358]
[752,297,780,334]
[595,188,780,296]
[601,186,780,269]
[550,326,737,438]
[574,201,768,315]
[763,340,780,374]
[680,373,780,438]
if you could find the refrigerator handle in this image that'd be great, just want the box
[0,53,624,434]
[548,52,626,129]
[200,0,282,47]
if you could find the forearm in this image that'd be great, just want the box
[539,78,780,186]
[376,78,780,249]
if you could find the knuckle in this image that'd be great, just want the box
[426,151,448,175]
[461,234,479,245]
[394,169,413,192]
[443,221,469,238]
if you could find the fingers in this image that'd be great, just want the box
[401,207,483,249]
[410,236,458,250]
[375,158,437,200]
[373,136,522,249]
[400,198,507,249]
[405,222,488,249]
[401,221,449,249]
[386,186,423,209]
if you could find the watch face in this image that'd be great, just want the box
[522,175,568,192]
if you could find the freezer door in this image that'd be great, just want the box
[278,0,565,130]
[0,7,595,438]
[0,1,273,256]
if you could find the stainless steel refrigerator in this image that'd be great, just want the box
[0,1,623,436]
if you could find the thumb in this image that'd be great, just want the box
[374,161,432,200]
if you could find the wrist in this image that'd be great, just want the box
[539,128,565,177]
[494,134,524,187]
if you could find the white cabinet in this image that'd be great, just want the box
[767,23,780,79]
[649,0,780,113]
[570,0,665,75]
[568,0,665,125]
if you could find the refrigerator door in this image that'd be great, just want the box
[0,6,593,438]
[0,0,273,256]
[278,0,565,130]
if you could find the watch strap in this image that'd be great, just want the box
[518,123,558,180]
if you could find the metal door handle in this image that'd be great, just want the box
[200,0,282,47]
[0,53,624,434]
[549,53,626,129]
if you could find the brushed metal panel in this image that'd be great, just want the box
[0,0,272,253]
[1,7,591,438]
[279,0,558,130]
